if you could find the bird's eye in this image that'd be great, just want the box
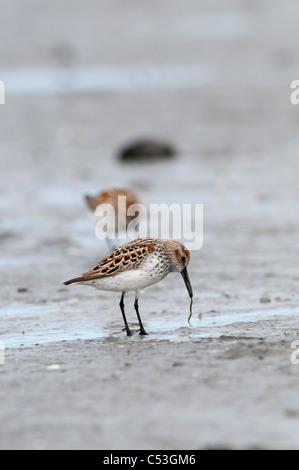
[181,256,186,262]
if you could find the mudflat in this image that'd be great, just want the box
[1,0,299,449]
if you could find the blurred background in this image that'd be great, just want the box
[1,0,299,450]
[1,0,299,245]
[1,0,299,295]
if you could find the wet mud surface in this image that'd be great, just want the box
[1,0,299,450]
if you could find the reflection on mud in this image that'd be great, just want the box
[1,302,298,348]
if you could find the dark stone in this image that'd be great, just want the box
[117,139,176,162]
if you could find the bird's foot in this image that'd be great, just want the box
[122,327,134,336]
[138,328,149,336]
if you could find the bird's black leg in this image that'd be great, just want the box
[134,291,149,335]
[119,292,133,336]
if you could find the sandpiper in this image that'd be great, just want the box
[85,187,142,250]
[63,237,193,336]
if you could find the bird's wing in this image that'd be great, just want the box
[64,237,159,285]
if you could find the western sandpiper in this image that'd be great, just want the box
[63,237,193,336]
[85,187,141,249]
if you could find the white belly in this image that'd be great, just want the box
[82,268,166,292]
[82,254,169,292]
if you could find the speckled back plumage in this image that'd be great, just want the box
[64,237,170,286]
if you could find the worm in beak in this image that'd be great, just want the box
[181,267,193,326]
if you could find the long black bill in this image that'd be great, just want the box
[181,267,193,326]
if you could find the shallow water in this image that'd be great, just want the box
[2,302,298,349]
[2,64,212,95]
[1,12,251,96]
